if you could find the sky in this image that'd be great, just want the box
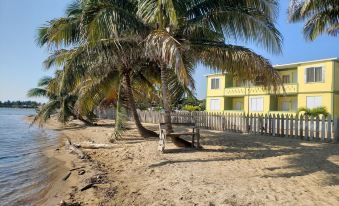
[0,0,338,102]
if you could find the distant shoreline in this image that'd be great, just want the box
[0,106,38,109]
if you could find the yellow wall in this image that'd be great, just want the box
[206,74,225,97]
[205,60,339,115]
[334,61,339,91]
[298,61,334,93]
[333,94,339,117]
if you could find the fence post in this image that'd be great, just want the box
[310,116,314,140]
[281,114,285,137]
[321,115,326,142]
[327,115,332,143]
[294,115,298,138]
[315,116,320,140]
[277,114,280,136]
[305,115,309,141]
[334,117,339,143]
[272,114,276,136]
[299,115,304,139]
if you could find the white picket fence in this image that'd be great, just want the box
[136,111,339,143]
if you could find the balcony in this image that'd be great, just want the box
[224,83,298,96]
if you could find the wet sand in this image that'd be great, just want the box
[30,117,339,205]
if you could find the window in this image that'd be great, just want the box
[249,97,264,112]
[211,78,220,89]
[282,75,290,84]
[306,96,322,109]
[305,67,323,83]
[292,72,298,83]
[234,102,243,110]
[281,101,290,111]
[292,100,298,111]
[234,79,244,87]
[210,99,220,111]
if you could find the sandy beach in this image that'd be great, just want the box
[32,117,339,206]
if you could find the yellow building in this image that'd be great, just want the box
[206,58,339,116]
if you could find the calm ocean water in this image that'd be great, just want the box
[0,108,59,205]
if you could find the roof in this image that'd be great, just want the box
[274,57,339,69]
[205,57,339,76]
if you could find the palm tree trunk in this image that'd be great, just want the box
[159,65,173,133]
[160,65,193,148]
[123,71,158,138]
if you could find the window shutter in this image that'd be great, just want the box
[304,69,307,83]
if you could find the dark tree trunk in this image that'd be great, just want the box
[160,65,193,147]
[123,71,158,138]
[159,65,173,133]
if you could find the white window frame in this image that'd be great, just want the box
[210,78,220,90]
[249,97,264,112]
[210,99,221,111]
[306,96,322,109]
[305,66,324,83]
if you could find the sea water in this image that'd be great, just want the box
[0,108,59,205]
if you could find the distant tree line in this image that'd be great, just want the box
[0,100,41,108]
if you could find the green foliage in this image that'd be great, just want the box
[297,106,329,117]
[182,105,201,112]
[289,0,339,40]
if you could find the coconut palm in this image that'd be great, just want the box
[36,1,159,138]
[136,0,283,134]
[36,0,283,146]
[27,70,93,126]
[289,0,339,40]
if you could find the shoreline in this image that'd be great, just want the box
[26,117,103,205]
[25,116,339,206]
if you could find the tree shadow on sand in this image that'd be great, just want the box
[150,130,339,186]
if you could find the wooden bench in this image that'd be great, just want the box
[158,123,201,152]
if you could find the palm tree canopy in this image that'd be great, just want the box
[289,0,339,40]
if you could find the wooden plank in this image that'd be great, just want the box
[327,115,332,142]
[321,115,326,142]
[315,116,320,140]
[334,117,339,143]
[272,114,276,136]
[294,115,298,138]
[299,115,304,139]
[286,115,289,137]
[281,114,285,137]
[305,115,309,141]
[277,114,281,136]
[310,116,314,140]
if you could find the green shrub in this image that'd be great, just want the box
[182,105,201,111]
[297,106,329,117]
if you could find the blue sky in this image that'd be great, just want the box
[0,0,338,102]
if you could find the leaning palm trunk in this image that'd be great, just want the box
[124,70,158,138]
[160,65,173,133]
[160,65,193,147]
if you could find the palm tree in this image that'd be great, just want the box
[289,0,339,40]
[28,71,93,126]
[137,0,283,134]
[36,1,158,137]
[36,0,283,146]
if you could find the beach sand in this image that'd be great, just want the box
[30,117,339,205]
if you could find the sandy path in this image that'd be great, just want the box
[40,118,339,205]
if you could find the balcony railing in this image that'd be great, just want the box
[224,83,298,96]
